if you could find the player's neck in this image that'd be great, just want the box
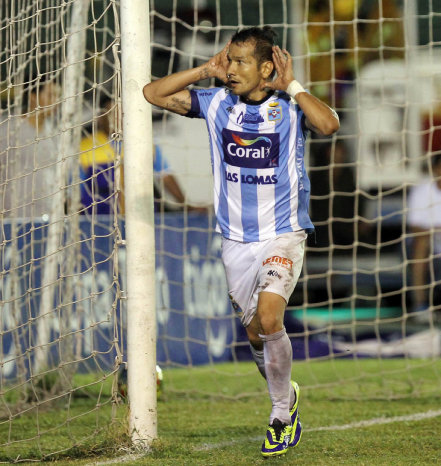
[240,90,273,105]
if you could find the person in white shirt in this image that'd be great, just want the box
[0,76,59,219]
[407,154,441,319]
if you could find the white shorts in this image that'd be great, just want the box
[221,231,307,327]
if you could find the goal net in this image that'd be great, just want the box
[150,0,441,398]
[0,0,126,459]
[1,0,441,461]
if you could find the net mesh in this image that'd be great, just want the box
[150,0,441,398]
[0,0,125,459]
[1,0,441,460]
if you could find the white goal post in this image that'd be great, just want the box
[120,0,157,447]
[0,0,150,459]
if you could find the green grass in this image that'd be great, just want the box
[1,359,441,464]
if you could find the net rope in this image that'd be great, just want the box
[1,0,124,459]
[149,0,441,400]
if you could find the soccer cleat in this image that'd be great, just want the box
[288,380,302,448]
[261,418,292,457]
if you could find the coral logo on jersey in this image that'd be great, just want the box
[268,102,282,122]
[222,128,279,168]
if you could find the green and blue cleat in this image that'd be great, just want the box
[288,380,302,448]
[261,381,302,457]
[261,418,292,457]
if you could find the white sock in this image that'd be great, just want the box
[249,343,296,410]
[259,327,292,425]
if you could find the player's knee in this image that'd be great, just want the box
[258,314,284,335]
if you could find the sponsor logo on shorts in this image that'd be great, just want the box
[267,269,280,278]
[262,255,293,270]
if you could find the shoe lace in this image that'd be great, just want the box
[271,418,288,442]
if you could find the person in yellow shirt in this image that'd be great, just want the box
[79,123,117,215]
[80,97,203,215]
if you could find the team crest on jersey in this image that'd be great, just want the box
[268,102,282,122]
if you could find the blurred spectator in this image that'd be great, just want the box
[306,0,368,106]
[151,144,190,213]
[407,154,441,318]
[80,97,205,215]
[0,75,60,219]
[357,0,405,67]
[306,0,405,110]
[79,102,118,214]
[307,0,357,107]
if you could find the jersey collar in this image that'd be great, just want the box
[239,91,274,106]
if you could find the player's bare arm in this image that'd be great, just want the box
[143,42,230,115]
[263,46,340,136]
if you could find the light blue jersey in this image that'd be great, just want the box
[187,87,314,242]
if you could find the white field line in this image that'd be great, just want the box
[307,408,441,432]
[87,408,441,462]
[195,408,441,451]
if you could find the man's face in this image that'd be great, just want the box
[226,41,266,99]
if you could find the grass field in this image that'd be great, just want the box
[1,359,440,465]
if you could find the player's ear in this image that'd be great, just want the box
[260,60,274,80]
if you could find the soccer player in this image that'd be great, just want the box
[143,26,339,457]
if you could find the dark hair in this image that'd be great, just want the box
[231,26,277,77]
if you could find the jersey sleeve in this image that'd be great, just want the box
[186,88,222,119]
[291,99,308,137]
[279,90,309,136]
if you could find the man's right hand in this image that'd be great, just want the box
[202,41,230,83]
[143,42,230,115]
